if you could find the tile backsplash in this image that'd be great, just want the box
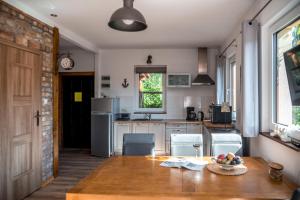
[118,94,214,120]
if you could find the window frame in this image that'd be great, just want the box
[271,13,300,127]
[134,67,167,114]
[229,55,237,120]
[225,54,237,121]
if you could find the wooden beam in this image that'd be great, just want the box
[52,27,59,178]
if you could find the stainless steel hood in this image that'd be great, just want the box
[192,48,215,86]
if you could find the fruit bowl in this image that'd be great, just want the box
[212,153,244,171]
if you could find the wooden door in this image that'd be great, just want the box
[0,41,42,200]
[62,75,94,149]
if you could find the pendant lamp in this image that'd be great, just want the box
[108,0,147,32]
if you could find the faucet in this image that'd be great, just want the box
[145,113,152,120]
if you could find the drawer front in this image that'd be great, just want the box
[166,128,186,141]
[166,123,187,129]
[187,124,203,134]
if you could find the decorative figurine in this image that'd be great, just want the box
[147,55,152,64]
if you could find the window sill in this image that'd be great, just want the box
[260,132,300,152]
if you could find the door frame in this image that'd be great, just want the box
[59,72,95,148]
[53,71,95,177]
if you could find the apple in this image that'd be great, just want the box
[218,154,225,160]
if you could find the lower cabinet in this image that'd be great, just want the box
[114,122,166,155]
[187,124,203,134]
[149,123,166,153]
[132,122,149,133]
[165,123,187,155]
[113,122,132,155]
[113,121,202,155]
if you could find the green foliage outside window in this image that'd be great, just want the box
[139,73,163,108]
[292,107,300,126]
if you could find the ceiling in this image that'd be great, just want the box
[19,0,257,48]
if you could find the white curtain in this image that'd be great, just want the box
[242,20,260,137]
[216,56,226,104]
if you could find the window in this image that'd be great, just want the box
[225,55,237,120]
[135,66,166,113]
[229,56,237,119]
[273,17,300,126]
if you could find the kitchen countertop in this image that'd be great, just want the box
[114,119,235,129]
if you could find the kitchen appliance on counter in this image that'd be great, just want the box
[91,98,120,157]
[198,111,204,121]
[211,105,232,123]
[186,107,198,121]
[115,113,131,121]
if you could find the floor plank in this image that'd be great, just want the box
[25,149,104,200]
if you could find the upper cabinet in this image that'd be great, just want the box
[167,73,191,88]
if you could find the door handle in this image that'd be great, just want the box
[34,110,41,126]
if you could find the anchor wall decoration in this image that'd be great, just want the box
[122,78,129,88]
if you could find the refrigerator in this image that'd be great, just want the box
[91,98,120,157]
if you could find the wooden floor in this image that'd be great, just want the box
[25,149,104,200]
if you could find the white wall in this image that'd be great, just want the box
[99,48,218,119]
[59,48,95,72]
[221,0,300,185]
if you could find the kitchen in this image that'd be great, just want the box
[0,0,300,200]
[91,48,241,157]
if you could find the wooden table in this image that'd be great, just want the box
[66,156,297,200]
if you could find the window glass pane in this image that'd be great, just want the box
[139,93,163,108]
[231,62,237,113]
[275,18,300,125]
[138,73,163,108]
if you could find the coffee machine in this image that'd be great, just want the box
[186,107,197,121]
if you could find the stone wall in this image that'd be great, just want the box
[0,1,54,181]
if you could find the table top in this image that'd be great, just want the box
[67,156,297,200]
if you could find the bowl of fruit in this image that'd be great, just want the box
[212,152,243,171]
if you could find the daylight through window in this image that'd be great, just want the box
[274,17,300,125]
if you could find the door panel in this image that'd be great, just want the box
[114,123,131,154]
[0,42,41,200]
[149,123,165,152]
[62,75,94,149]
[0,42,8,200]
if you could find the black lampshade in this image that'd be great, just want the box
[108,0,147,32]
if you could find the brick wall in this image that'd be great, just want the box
[0,1,54,181]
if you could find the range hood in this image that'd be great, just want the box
[192,48,215,86]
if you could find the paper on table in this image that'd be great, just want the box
[160,158,208,171]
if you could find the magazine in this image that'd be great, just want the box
[160,157,208,171]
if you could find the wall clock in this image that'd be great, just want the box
[59,54,74,70]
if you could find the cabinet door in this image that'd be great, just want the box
[149,123,165,152]
[114,123,131,153]
[187,124,202,134]
[132,123,149,133]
